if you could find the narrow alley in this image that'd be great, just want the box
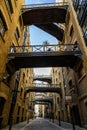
[1,118,86,130]
[0,0,87,130]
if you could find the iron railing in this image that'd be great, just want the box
[34,75,52,78]
[21,2,68,13]
[9,44,80,53]
[25,83,60,88]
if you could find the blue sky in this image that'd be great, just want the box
[30,26,57,45]
[25,0,56,75]
[25,0,55,4]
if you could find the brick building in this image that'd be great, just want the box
[62,0,87,126]
[0,0,34,128]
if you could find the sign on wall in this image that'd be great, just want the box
[65,95,72,103]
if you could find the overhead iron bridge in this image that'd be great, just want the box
[24,84,61,95]
[21,2,68,41]
[33,102,50,105]
[7,44,82,74]
[32,97,53,103]
[33,75,52,84]
[21,2,68,12]
[35,93,46,97]
[25,87,61,94]
[21,2,68,24]
[25,83,59,87]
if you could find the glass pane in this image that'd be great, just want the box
[0,18,5,36]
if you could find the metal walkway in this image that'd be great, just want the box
[24,84,61,95]
[6,44,82,74]
[21,2,68,41]
[25,86,61,94]
[32,97,53,103]
[21,2,68,24]
[33,75,52,84]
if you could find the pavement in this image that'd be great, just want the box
[1,118,87,130]
[54,119,87,130]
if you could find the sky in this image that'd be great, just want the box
[25,0,56,75]
[25,0,55,4]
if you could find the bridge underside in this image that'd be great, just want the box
[35,23,64,41]
[32,98,53,103]
[33,77,52,84]
[22,4,68,41]
[7,51,82,74]
[33,102,50,105]
[25,86,61,94]
[22,6,68,25]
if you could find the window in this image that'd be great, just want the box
[19,16,23,28]
[0,18,5,36]
[15,27,20,41]
[77,63,86,81]
[56,78,58,82]
[5,0,13,14]
[20,88,23,97]
[57,97,59,104]
[85,102,87,113]
[10,43,16,52]
[84,29,87,38]
[17,106,20,115]
[68,79,72,89]
[0,97,5,116]
[0,11,7,37]
[73,41,79,50]
[70,25,74,37]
